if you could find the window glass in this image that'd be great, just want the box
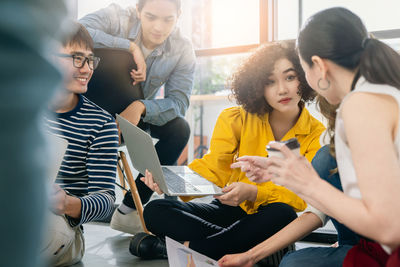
[182,0,259,49]
[277,0,400,40]
[277,0,299,40]
[302,0,400,32]
[194,53,250,95]
[78,0,259,49]
[77,0,132,19]
[382,39,400,51]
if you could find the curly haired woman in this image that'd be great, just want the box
[131,40,326,262]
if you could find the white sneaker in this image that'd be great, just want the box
[110,209,144,235]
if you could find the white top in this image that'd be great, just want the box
[304,204,329,226]
[335,77,400,253]
[335,77,400,199]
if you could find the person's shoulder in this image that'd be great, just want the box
[167,28,194,52]
[343,79,400,119]
[219,106,243,118]
[300,107,326,130]
[81,96,116,123]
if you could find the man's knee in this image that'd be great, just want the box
[174,117,190,136]
[42,214,79,264]
[163,117,190,145]
[44,214,76,247]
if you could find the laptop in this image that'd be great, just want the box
[116,114,223,196]
[46,133,68,182]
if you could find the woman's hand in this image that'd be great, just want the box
[140,170,163,195]
[258,142,320,197]
[231,143,320,197]
[231,156,271,183]
[214,182,257,206]
[218,251,254,267]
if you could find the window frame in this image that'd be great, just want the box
[195,0,274,57]
[195,0,400,58]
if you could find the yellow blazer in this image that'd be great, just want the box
[186,106,325,214]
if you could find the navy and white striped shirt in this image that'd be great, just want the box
[46,95,119,227]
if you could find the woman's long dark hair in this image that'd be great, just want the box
[297,7,400,89]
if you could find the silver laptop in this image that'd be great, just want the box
[116,114,223,196]
[46,133,68,182]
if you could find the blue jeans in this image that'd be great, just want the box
[279,145,359,267]
[279,245,353,267]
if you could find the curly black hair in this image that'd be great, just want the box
[229,40,315,116]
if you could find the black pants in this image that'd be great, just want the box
[143,199,297,260]
[122,117,190,208]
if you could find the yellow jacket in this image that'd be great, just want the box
[186,106,325,214]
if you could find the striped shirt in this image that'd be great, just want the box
[46,95,119,227]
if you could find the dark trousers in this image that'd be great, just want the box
[122,117,190,208]
[143,199,297,260]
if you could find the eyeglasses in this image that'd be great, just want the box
[57,53,100,70]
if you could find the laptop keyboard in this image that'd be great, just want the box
[162,167,201,193]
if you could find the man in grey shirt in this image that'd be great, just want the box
[80,0,196,235]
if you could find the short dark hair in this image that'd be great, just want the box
[298,7,400,90]
[229,40,315,116]
[137,0,181,12]
[62,22,94,52]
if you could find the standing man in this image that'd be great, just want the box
[80,0,196,235]
[43,23,119,266]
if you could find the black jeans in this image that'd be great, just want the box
[143,199,297,260]
[122,116,190,208]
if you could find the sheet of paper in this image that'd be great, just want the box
[166,236,219,267]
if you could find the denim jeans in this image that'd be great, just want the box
[279,245,353,267]
[278,145,360,267]
[310,145,359,247]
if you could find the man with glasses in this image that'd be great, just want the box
[42,23,119,266]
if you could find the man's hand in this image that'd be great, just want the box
[129,42,146,85]
[50,184,82,218]
[50,184,67,215]
[214,182,258,207]
[120,100,146,126]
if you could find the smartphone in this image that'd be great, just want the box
[266,138,300,158]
